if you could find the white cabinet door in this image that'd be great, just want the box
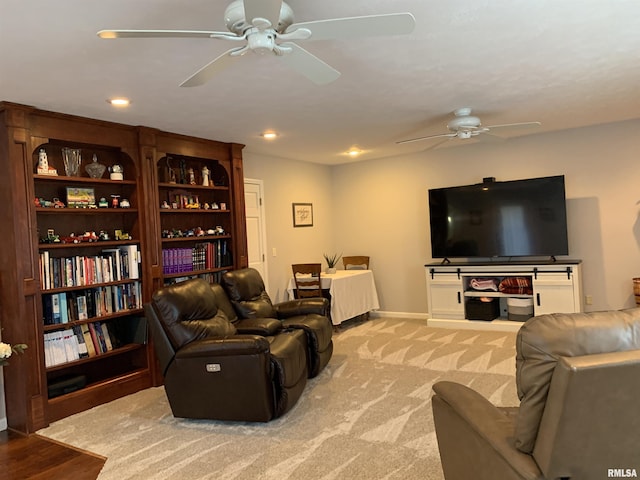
[428,281,464,318]
[533,273,578,315]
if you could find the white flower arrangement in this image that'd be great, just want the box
[0,341,27,366]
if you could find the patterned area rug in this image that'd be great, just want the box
[38,318,519,480]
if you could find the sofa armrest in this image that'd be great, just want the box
[175,335,270,358]
[275,298,329,318]
[432,381,542,480]
[234,318,283,336]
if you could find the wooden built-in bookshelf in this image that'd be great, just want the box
[0,102,247,433]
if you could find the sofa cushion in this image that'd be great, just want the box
[210,282,239,322]
[514,308,640,453]
[152,278,237,350]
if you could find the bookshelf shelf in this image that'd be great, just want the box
[38,240,140,250]
[163,268,228,279]
[42,308,144,332]
[158,182,228,190]
[159,209,230,214]
[161,235,231,243]
[36,208,139,214]
[34,174,136,186]
[45,343,145,372]
[41,279,140,293]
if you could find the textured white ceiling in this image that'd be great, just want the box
[2,0,639,164]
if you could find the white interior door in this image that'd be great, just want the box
[244,179,268,291]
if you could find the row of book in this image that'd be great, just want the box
[164,271,229,286]
[43,282,142,325]
[162,240,232,274]
[39,245,140,290]
[44,322,117,367]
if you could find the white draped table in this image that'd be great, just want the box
[286,269,380,325]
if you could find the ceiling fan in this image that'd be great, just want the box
[396,107,541,146]
[98,0,415,87]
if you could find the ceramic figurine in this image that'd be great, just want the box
[98,197,109,208]
[202,166,210,186]
[37,148,58,176]
[188,168,196,185]
[109,164,124,180]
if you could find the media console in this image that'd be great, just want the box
[425,260,583,332]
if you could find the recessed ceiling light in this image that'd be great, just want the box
[261,131,277,140]
[107,98,131,107]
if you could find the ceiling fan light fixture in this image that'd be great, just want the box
[107,98,131,107]
[345,147,366,158]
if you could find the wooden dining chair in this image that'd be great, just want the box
[342,256,370,270]
[292,263,324,299]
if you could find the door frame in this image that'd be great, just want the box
[244,178,269,291]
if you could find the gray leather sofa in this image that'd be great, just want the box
[432,309,640,480]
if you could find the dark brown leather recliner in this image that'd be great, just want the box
[221,268,333,378]
[145,278,308,422]
[432,309,640,480]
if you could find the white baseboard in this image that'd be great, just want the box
[369,311,522,332]
[370,310,429,320]
[427,317,523,332]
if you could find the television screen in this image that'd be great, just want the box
[428,175,568,259]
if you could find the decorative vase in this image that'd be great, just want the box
[85,154,106,178]
[61,147,82,176]
[326,267,337,274]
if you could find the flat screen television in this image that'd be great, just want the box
[428,175,568,259]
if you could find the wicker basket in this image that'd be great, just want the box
[633,278,640,305]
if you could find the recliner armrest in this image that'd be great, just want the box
[432,381,541,480]
[234,318,283,336]
[175,335,270,358]
[275,298,329,318]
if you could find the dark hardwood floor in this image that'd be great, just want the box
[0,429,105,480]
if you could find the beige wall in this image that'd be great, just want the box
[245,119,640,314]
[242,154,335,303]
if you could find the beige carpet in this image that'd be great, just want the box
[38,317,519,479]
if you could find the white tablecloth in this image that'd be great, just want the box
[287,269,380,325]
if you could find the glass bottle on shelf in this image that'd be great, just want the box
[85,154,107,178]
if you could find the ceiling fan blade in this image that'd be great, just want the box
[476,132,506,144]
[485,121,541,130]
[286,12,415,41]
[97,29,236,39]
[180,48,245,87]
[418,138,454,152]
[278,42,340,85]
[396,133,456,145]
[243,0,282,27]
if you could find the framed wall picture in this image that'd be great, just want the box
[292,203,313,227]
